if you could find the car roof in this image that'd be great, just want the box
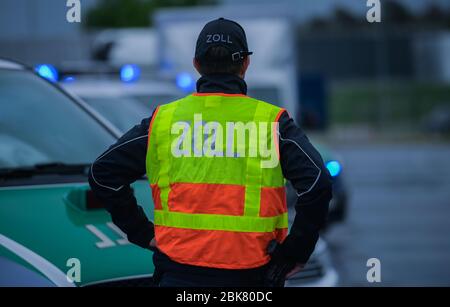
[62,78,183,98]
[0,58,26,70]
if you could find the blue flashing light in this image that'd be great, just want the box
[35,64,58,82]
[62,76,75,83]
[326,160,341,177]
[120,64,140,83]
[176,72,195,92]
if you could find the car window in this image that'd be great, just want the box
[0,70,116,169]
[83,97,150,133]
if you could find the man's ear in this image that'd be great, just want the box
[193,58,202,75]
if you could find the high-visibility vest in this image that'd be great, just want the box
[146,93,288,269]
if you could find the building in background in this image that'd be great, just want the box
[0,0,99,64]
[1,0,450,82]
[414,32,450,83]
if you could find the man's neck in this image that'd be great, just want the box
[196,74,247,95]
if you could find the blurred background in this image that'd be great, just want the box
[1,0,450,286]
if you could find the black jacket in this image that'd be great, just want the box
[88,74,332,279]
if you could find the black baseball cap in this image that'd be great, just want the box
[195,18,253,62]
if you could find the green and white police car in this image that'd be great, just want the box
[0,59,155,287]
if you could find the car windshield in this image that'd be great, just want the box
[83,96,150,133]
[0,69,116,169]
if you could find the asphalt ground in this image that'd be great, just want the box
[323,143,450,286]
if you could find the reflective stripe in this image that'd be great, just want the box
[154,210,288,232]
[155,103,177,211]
[243,102,269,217]
[147,106,160,152]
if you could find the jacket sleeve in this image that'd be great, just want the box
[88,116,154,249]
[277,111,333,263]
